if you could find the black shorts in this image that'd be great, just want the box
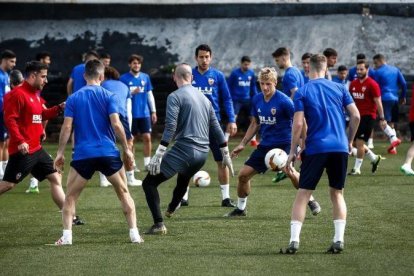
[0,112,8,142]
[410,122,414,142]
[299,151,348,190]
[3,148,56,184]
[71,156,123,180]
[119,114,132,140]
[245,144,290,174]
[131,117,151,135]
[355,115,375,142]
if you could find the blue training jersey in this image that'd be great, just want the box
[120,72,153,118]
[347,66,376,82]
[300,70,310,84]
[65,85,120,160]
[192,67,235,123]
[227,68,258,101]
[251,90,293,147]
[374,64,407,102]
[282,66,304,97]
[293,78,354,155]
[332,76,348,86]
[70,63,87,93]
[102,80,131,117]
[0,69,11,111]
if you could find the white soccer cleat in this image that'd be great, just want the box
[400,164,414,176]
[53,236,72,246]
[100,180,112,187]
[128,179,142,187]
[130,234,144,244]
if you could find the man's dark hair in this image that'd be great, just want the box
[195,44,212,57]
[301,52,312,60]
[323,48,338,58]
[85,59,104,80]
[309,54,327,72]
[272,47,290,58]
[35,51,51,61]
[1,49,16,60]
[128,54,144,64]
[25,61,48,76]
[104,66,120,80]
[356,53,366,60]
[9,70,24,87]
[338,65,348,72]
[357,60,369,69]
[373,54,385,61]
[241,56,251,63]
[100,52,111,59]
[85,50,99,60]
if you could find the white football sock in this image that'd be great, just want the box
[237,197,247,210]
[367,138,373,145]
[182,186,189,201]
[365,149,377,163]
[251,135,257,141]
[333,219,346,242]
[290,220,303,243]
[63,229,72,242]
[354,158,363,170]
[2,160,8,171]
[383,125,396,140]
[129,228,141,242]
[126,170,135,182]
[220,184,230,200]
[29,177,39,188]
[309,195,315,202]
[144,157,151,166]
[224,132,230,142]
[99,172,108,183]
[0,161,4,178]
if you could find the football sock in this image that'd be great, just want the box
[309,195,315,202]
[29,177,39,188]
[290,220,303,243]
[251,135,257,142]
[182,186,189,201]
[237,197,247,210]
[367,138,374,145]
[63,229,72,242]
[383,125,396,141]
[365,149,377,163]
[129,228,140,242]
[0,161,4,178]
[144,157,151,166]
[220,184,230,200]
[126,170,134,182]
[2,160,7,171]
[142,173,168,224]
[333,219,346,242]
[224,132,230,142]
[354,158,363,170]
[99,172,108,183]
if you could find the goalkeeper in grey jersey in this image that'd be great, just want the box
[142,63,234,235]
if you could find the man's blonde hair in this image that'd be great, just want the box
[258,67,278,83]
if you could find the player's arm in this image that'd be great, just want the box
[397,69,407,104]
[346,103,360,151]
[4,92,27,152]
[41,102,64,120]
[373,96,387,129]
[66,77,73,95]
[231,117,259,158]
[54,116,72,173]
[109,113,128,151]
[218,73,237,136]
[147,90,157,124]
[290,87,298,99]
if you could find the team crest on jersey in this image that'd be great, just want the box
[141,80,146,86]
[30,98,34,102]
[257,108,261,113]
[362,86,366,92]
[192,80,196,85]
[271,108,277,115]
[16,172,22,180]
[248,76,252,80]
[238,77,242,80]
[208,78,215,86]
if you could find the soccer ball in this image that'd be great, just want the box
[193,171,211,187]
[264,148,288,171]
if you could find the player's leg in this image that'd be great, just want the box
[350,116,371,174]
[45,172,65,210]
[401,122,414,175]
[131,118,140,172]
[383,100,401,154]
[140,117,153,171]
[121,114,141,186]
[26,175,40,194]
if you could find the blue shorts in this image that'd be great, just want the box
[245,144,290,174]
[233,100,251,116]
[71,156,123,180]
[119,114,132,140]
[131,117,151,135]
[382,100,399,123]
[0,112,8,142]
[299,151,348,190]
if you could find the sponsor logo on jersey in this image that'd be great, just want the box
[32,114,42,124]
[197,87,213,95]
[258,115,276,125]
[271,107,277,115]
[208,78,215,86]
[238,80,251,87]
[352,92,365,100]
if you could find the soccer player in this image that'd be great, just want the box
[227,56,258,146]
[0,50,16,180]
[189,44,237,207]
[300,52,312,84]
[332,65,349,88]
[225,67,321,217]
[272,47,304,99]
[348,61,387,175]
[373,53,406,154]
[53,59,143,245]
[323,48,338,80]
[66,50,99,95]
[347,53,376,82]
[101,66,142,187]
[35,51,51,66]
[120,54,157,172]
[142,63,234,234]
[281,54,360,254]
[100,52,111,67]
[400,85,414,175]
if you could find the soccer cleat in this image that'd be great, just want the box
[250,140,259,147]
[53,237,72,246]
[348,168,361,175]
[224,208,246,217]
[272,171,287,183]
[221,198,236,207]
[100,180,111,187]
[145,223,167,235]
[165,210,174,218]
[400,164,414,176]
[180,199,189,206]
[326,241,344,254]
[388,147,397,155]
[25,186,39,194]
[72,216,85,226]
[371,155,382,173]
[308,200,321,216]
[279,241,299,254]
[144,164,151,172]
[389,138,401,150]
[128,179,142,187]
[367,142,374,149]
[130,234,144,244]
[134,166,141,173]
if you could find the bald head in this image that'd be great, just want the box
[173,63,193,87]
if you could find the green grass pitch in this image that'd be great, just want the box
[1,141,413,275]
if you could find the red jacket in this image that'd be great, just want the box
[4,81,61,155]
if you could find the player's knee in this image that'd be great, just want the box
[238,173,250,184]
[0,181,15,193]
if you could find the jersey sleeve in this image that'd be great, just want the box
[370,80,381,98]
[161,93,180,144]
[342,85,354,107]
[285,71,299,91]
[397,69,407,99]
[107,93,119,115]
[284,96,295,118]
[64,96,74,118]
[4,92,26,144]
[293,87,305,112]
[218,72,235,123]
